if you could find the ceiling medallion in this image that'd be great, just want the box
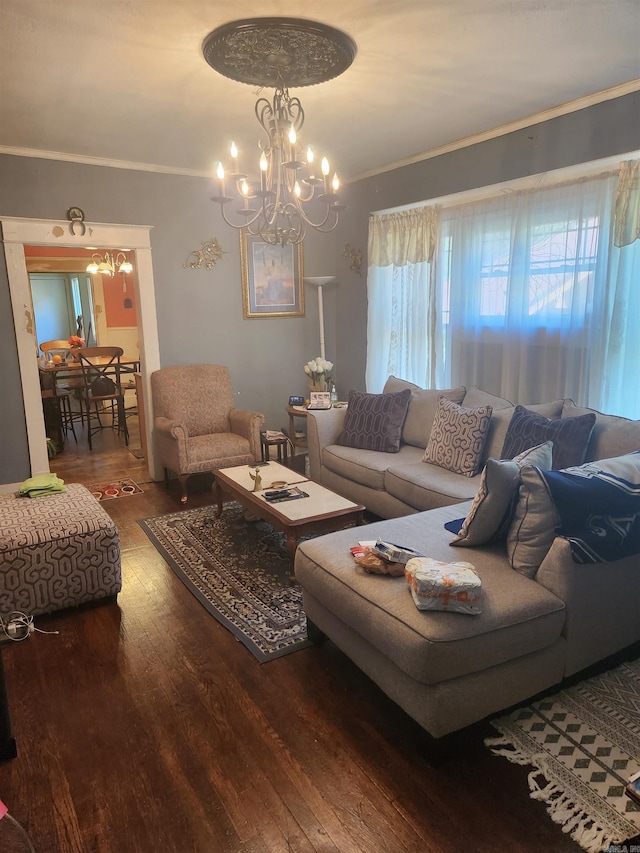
[202,18,356,89]
[203,18,357,246]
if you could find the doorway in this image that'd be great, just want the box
[3,216,161,480]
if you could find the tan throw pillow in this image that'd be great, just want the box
[452,441,554,547]
[423,397,493,477]
[506,465,559,578]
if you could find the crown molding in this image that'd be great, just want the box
[0,146,211,178]
[350,79,640,183]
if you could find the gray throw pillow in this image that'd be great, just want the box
[423,397,493,477]
[501,405,596,469]
[451,441,554,547]
[506,466,560,577]
[336,388,411,453]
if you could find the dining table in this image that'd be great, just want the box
[38,355,140,448]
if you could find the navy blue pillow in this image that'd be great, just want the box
[501,405,596,469]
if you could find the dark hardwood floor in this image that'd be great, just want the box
[1,418,583,852]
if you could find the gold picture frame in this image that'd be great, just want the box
[240,231,304,319]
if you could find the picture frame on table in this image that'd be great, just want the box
[240,231,304,319]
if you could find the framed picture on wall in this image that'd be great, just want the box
[240,231,304,319]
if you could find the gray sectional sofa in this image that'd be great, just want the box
[296,380,640,740]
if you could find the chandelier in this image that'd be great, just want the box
[203,18,357,246]
[86,251,133,277]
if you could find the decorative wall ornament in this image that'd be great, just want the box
[66,207,86,236]
[183,238,226,270]
[343,243,363,275]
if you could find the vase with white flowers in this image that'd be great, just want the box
[304,357,333,392]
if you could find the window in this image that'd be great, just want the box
[368,163,640,419]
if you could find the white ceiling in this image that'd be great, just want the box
[1,1,639,182]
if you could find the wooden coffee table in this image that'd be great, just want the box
[214,462,365,578]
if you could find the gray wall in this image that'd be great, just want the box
[0,159,338,482]
[1,90,638,484]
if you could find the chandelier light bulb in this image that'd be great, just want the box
[288,126,297,145]
[306,145,314,163]
[86,250,134,278]
[321,157,330,176]
[294,181,301,197]
[241,179,249,195]
[332,173,340,192]
[230,141,238,159]
[216,162,225,180]
[259,152,268,172]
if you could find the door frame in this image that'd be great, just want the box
[3,216,161,479]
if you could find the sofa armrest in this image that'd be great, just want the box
[306,408,347,482]
[229,409,265,461]
[154,416,190,470]
[535,537,640,676]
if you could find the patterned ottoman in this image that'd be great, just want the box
[0,483,121,617]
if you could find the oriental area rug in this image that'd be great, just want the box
[139,503,310,662]
[486,658,640,853]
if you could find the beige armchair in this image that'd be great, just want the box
[151,364,264,502]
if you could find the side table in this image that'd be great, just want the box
[260,431,289,463]
[286,405,308,450]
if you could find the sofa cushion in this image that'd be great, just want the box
[323,443,425,491]
[462,386,513,411]
[384,377,466,448]
[562,400,640,462]
[385,462,482,511]
[337,388,411,453]
[451,441,554,548]
[295,505,566,685]
[506,465,559,578]
[525,400,564,419]
[423,397,493,477]
[501,405,596,469]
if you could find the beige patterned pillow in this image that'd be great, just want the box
[423,397,493,477]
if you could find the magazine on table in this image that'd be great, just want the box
[263,486,309,503]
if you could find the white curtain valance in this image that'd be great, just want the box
[614,159,640,247]
[368,207,438,267]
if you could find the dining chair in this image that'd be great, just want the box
[76,346,129,450]
[39,339,85,434]
[40,339,71,359]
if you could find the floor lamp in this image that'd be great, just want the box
[304,276,336,360]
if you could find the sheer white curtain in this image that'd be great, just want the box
[603,160,640,417]
[438,175,620,405]
[366,208,438,392]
